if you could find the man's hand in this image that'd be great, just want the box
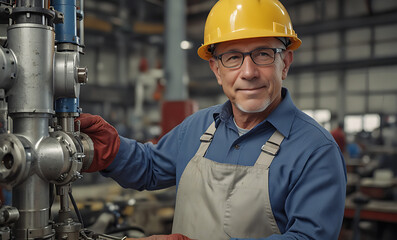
[131,234,192,240]
[76,113,120,172]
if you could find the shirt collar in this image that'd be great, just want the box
[213,88,296,138]
[266,88,296,138]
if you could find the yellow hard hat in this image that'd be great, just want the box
[197,0,302,60]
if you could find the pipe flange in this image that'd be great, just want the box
[11,7,55,20]
[0,47,17,90]
[78,132,94,171]
[54,219,81,240]
[49,131,83,185]
[0,134,31,188]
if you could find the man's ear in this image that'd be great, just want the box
[282,50,294,80]
[209,58,222,86]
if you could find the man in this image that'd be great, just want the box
[79,0,347,239]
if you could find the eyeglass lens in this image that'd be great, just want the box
[220,48,276,68]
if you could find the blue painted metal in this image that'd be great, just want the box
[55,98,79,113]
[52,0,79,44]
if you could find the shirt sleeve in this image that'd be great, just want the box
[100,123,184,191]
[230,143,347,240]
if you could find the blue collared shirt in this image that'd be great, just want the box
[102,88,347,240]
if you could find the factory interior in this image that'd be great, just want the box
[0,0,397,239]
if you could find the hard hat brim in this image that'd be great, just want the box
[197,35,302,61]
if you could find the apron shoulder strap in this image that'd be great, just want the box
[196,122,217,157]
[256,130,285,168]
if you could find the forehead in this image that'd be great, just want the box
[216,37,282,52]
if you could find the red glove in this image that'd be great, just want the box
[76,113,120,172]
[131,234,192,240]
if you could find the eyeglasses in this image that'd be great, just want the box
[213,47,285,69]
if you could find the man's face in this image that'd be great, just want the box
[209,37,293,115]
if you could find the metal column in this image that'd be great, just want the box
[164,0,188,101]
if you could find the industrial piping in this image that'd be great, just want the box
[0,0,95,239]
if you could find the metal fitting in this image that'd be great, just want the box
[0,134,31,188]
[0,47,17,90]
[37,131,93,185]
[54,51,81,98]
[77,67,88,84]
[0,205,19,225]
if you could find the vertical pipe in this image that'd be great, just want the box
[11,116,52,240]
[337,73,346,125]
[337,24,346,125]
[0,90,7,134]
[14,0,47,24]
[164,0,188,100]
[52,0,79,45]
[7,25,54,115]
[79,0,85,46]
[56,185,72,223]
[336,0,346,126]
[55,98,80,132]
[13,175,52,239]
[116,0,127,86]
[8,1,54,238]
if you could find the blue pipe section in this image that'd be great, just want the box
[52,0,80,45]
[55,98,80,113]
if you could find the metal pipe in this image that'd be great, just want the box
[79,0,85,46]
[13,175,53,239]
[0,1,93,239]
[11,115,51,240]
[58,115,75,132]
[7,24,54,115]
[52,0,79,45]
[164,0,188,100]
[6,2,54,238]
[14,0,46,24]
[12,115,50,144]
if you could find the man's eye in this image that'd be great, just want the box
[224,54,241,62]
[258,51,271,57]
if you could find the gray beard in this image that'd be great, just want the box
[235,98,272,113]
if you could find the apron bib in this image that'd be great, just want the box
[172,122,284,240]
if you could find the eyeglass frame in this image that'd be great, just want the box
[213,47,286,69]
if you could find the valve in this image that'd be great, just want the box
[0,204,19,240]
[0,205,19,225]
[0,134,31,188]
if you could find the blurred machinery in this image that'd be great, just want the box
[0,0,103,239]
[343,131,397,240]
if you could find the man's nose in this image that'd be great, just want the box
[240,55,259,80]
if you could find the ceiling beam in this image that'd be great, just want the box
[289,56,397,74]
[295,10,397,36]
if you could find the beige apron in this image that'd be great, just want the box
[172,122,285,240]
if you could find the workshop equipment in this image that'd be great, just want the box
[0,0,99,239]
[351,193,370,240]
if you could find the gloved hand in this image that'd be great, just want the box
[76,113,120,172]
[131,233,192,240]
